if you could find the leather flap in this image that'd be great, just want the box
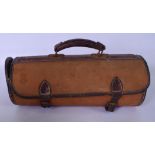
[11,55,150,98]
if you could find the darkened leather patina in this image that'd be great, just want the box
[5,38,150,112]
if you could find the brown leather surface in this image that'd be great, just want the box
[12,58,149,96]
[9,54,149,106]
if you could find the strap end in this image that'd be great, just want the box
[105,102,116,112]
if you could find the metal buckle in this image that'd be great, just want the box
[39,80,51,108]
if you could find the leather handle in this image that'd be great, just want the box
[54,39,106,55]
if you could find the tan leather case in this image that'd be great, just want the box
[5,39,150,111]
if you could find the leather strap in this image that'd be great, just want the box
[54,39,106,54]
[40,99,51,108]
[39,80,51,108]
[105,77,123,112]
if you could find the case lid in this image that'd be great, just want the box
[11,54,150,99]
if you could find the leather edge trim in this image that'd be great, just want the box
[13,54,141,63]
[11,86,148,99]
[138,55,150,90]
[5,57,15,104]
[137,91,147,106]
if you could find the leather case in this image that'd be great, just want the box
[5,39,150,112]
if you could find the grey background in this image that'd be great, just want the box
[0,33,154,122]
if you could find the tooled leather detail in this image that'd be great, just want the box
[105,77,123,112]
[39,80,51,107]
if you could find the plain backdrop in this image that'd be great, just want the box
[0,33,154,122]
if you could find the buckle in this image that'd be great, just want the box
[39,80,52,108]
